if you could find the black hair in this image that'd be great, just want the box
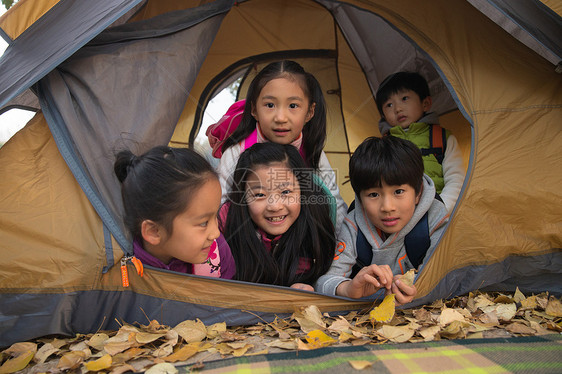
[114,146,217,239]
[375,71,430,116]
[223,142,335,286]
[349,136,424,198]
[221,60,327,169]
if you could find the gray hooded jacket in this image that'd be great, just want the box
[315,174,449,296]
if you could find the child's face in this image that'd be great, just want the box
[360,181,421,235]
[157,177,221,265]
[245,163,301,237]
[381,89,432,129]
[252,77,315,144]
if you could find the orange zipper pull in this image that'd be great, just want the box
[120,257,130,287]
[131,256,144,277]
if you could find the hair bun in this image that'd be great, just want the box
[114,149,138,183]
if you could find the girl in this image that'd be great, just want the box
[114,146,235,279]
[217,60,347,233]
[223,142,335,290]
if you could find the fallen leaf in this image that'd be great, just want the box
[440,320,468,339]
[207,322,227,339]
[378,325,414,343]
[349,360,373,370]
[84,354,112,371]
[478,310,499,326]
[0,344,35,374]
[110,363,137,374]
[57,351,86,370]
[135,332,165,344]
[87,333,109,351]
[304,330,337,349]
[505,322,536,335]
[418,325,440,341]
[173,319,207,343]
[545,296,562,317]
[412,308,433,323]
[439,308,466,326]
[293,305,326,333]
[112,347,149,365]
[265,339,297,350]
[163,343,200,362]
[474,294,495,309]
[513,287,526,303]
[145,362,178,374]
[33,343,58,364]
[482,303,517,322]
[521,295,538,309]
[400,269,416,287]
[369,294,395,323]
[104,340,135,356]
[328,316,352,333]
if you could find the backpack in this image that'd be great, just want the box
[348,194,443,278]
[206,99,246,158]
[420,124,447,164]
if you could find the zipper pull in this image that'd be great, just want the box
[131,256,144,277]
[121,256,131,287]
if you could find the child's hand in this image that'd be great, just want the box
[290,283,314,292]
[337,264,393,299]
[391,276,417,305]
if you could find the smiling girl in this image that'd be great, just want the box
[222,142,335,290]
[217,60,347,234]
[114,146,235,278]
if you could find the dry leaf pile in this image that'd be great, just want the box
[1,288,561,373]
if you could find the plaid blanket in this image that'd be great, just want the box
[184,335,562,373]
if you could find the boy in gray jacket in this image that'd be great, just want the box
[315,136,449,304]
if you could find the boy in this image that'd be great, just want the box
[375,71,464,212]
[315,136,449,304]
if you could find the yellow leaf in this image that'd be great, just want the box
[305,329,337,349]
[173,319,207,343]
[369,294,395,323]
[163,343,200,362]
[349,360,373,370]
[545,296,562,317]
[0,350,35,374]
[84,354,112,371]
[400,269,416,287]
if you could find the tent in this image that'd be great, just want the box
[0,0,560,347]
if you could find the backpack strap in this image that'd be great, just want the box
[420,124,447,164]
[351,227,372,278]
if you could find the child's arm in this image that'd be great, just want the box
[440,134,464,212]
[216,144,241,204]
[317,152,348,235]
[335,264,393,299]
[290,283,314,291]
